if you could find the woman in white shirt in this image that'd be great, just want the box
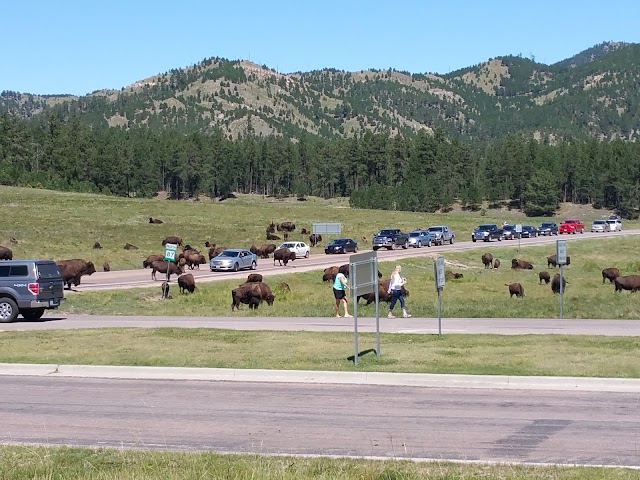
[387,265,411,318]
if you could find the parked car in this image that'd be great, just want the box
[591,219,608,233]
[427,225,455,245]
[502,224,519,240]
[538,221,559,236]
[372,229,409,250]
[559,218,585,234]
[324,238,358,254]
[278,241,311,258]
[471,224,503,242]
[408,229,434,248]
[521,225,539,238]
[210,249,257,272]
[606,218,623,232]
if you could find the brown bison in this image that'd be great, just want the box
[266,222,276,234]
[506,282,524,298]
[253,243,276,259]
[551,273,568,294]
[602,268,621,284]
[143,254,165,268]
[539,271,550,284]
[0,246,13,260]
[161,282,170,298]
[614,275,640,293]
[493,259,501,269]
[276,281,291,292]
[103,261,111,272]
[232,282,275,310]
[93,242,102,249]
[178,273,196,294]
[183,251,206,270]
[273,248,296,266]
[266,232,281,241]
[481,253,493,269]
[246,273,263,283]
[309,234,323,247]
[123,243,138,250]
[300,228,309,235]
[162,236,183,246]
[208,246,227,260]
[149,217,163,224]
[277,222,296,233]
[56,259,97,290]
[511,259,534,270]
[150,260,184,281]
[357,279,410,305]
[323,266,339,282]
[445,271,464,280]
[547,254,571,268]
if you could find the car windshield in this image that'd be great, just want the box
[564,220,577,224]
[219,251,239,258]
[378,230,396,235]
[594,220,606,224]
[428,227,443,232]
[332,239,348,245]
[477,225,494,231]
[503,225,515,231]
[523,226,534,230]
[606,220,617,224]
[409,232,422,237]
[281,243,295,248]
[541,223,554,228]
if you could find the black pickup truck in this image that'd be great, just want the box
[372,228,410,250]
[471,224,504,242]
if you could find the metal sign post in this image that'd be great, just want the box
[163,243,178,298]
[433,256,445,336]
[515,224,522,251]
[556,240,567,319]
[348,251,378,365]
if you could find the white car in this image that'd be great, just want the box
[606,218,622,232]
[278,241,310,258]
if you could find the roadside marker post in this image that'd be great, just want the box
[556,239,567,319]
[163,243,178,298]
[348,251,379,365]
[433,256,446,336]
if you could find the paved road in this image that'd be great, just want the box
[74,230,636,291]
[0,374,638,467]
[3,314,640,336]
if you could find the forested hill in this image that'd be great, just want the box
[2,41,640,142]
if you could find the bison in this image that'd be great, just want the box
[277,222,296,233]
[123,243,138,250]
[357,279,410,305]
[551,273,568,294]
[183,251,206,270]
[266,232,281,241]
[539,271,551,284]
[162,236,183,246]
[149,217,163,224]
[300,228,309,235]
[614,275,640,293]
[161,282,170,298]
[178,273,196,294]
[276,281,291,292]
[547,254,571,268]
[0,246,13,260]
[266,222,276,234]
[493,259,501,269]
[323,266,339,282]
[273,248,296,266]
[506,282,524,298]
[143,254,165,268]
[309,234,323,247]
[481,253,493,269]
[93,242,102,249]
[150,260,184,281]
[445,271,463,280]
[208,246,227,260]
[103,261,111,272]
[511,258,534,270]
[56,259,96,290]
[246,273,263,283]
[231,282,275,310]
[602,268,621,284]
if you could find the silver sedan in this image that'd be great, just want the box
[210,249,257,272]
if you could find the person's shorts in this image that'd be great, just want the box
[333,288,346,300]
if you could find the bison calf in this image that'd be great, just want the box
[493,259,501,269]
[602,268,620,284]
[506,283,524,298]
[539,271,550,284]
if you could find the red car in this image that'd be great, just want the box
[559,218,585,234]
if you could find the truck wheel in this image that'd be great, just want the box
[233,263,240,272]
[449,236,454,245]
[427,239,432,247]
[402,241,408,249]
[417,241,422,248]
[472,238,476,243]
[390,244,396,250]
[373,247,379,251]
[0,297,18,323]
[251,261,257,270]
[21,308,45,321]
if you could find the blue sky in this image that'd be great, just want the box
[4,0,639,95]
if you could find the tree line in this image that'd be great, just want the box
[1,112,639,218]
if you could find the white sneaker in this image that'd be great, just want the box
[403,313,412,318]
[387,312,396,319]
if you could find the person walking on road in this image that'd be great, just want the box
[333,271,352,318]
[387,265,411,318]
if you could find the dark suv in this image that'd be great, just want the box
[0,260,65,322]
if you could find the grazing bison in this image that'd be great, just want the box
[178,273,196,294]
[602,268,621,284]
[246,273,263,283]
[539,271,550,284]
[493,259,501,269]
[143,254,165,268]
[150,260,184,281]
[149,217,163,224]
[161,282,170,298]
[273,248,296,266]
[276,281,291,292]
[103,261,111,272]
[511,258,534,270]
[358,279,410,305]
[93,242,102,249]
[183,251,206,270]
[0,246,13,260]
[551,273,568,294]
[277,222,296,233]
[56,259,96,290]
[309,234,323,247]
[445,271,464,280]
[231,282,275,310]
[323,266,339,282]
[300,228,309,235]
[162,236,183,246]
[547,254,571,268]
[481,253,493,269]
[614,275,640,293]
[123,243,138,250]
[506,282,525,298]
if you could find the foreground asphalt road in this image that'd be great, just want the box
[74,230,637,291]
[0,374,638,467]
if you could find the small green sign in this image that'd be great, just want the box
[164,243,178,261]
